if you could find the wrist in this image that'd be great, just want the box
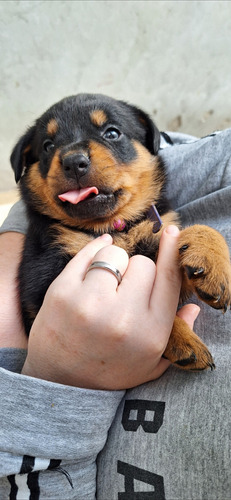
[21,354,59,383]
[21,356,100,389]
[21,357,43,379]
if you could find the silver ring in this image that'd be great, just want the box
[86,261,122,285]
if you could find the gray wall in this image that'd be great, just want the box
[1,0,231,190]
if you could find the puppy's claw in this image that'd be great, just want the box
[223,303,228,313]
[179,244,189,254]
[185,265,204,279]
[193,267,204,276]
[213,295,221,304]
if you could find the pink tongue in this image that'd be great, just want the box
[58,187,99,204]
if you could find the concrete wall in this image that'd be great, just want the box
[1,0,231,191]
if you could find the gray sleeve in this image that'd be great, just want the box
[0,200,28,234]
[0,347,27,372]
[160,129,231,210]
[0,348,125,499]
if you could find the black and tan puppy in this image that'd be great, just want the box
[11,93,231,370]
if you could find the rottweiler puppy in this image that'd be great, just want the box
[11,93,231,370]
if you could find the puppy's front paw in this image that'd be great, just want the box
[164,316,215,371]
[179,225,231,312]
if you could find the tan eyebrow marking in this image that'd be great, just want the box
[47,118,58,136]
[90,109,108,127]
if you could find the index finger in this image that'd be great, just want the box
[51,234,113,288]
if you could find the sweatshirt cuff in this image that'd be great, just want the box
[0,365,124,461]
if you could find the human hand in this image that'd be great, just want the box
[22,227,200,389]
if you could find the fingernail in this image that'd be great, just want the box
[165,225,180,236]
[100,233,113,242]
[191,304,201,317]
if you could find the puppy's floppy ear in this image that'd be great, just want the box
[10,125,36,183]
[137,109,161,155]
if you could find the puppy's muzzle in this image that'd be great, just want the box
[62,152,90,180]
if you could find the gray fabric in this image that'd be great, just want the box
[0,347,27,372]
[0,130,231,499]
[0,200,28,234]
[0,350,124,499]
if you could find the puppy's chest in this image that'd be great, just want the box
[50,220,160,261]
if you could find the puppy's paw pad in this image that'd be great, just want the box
[174,350,215,371]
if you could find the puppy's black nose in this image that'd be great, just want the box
[62,153,90,179]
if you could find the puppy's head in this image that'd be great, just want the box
[11,94,165,231]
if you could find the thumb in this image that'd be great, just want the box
[177,304,200,330]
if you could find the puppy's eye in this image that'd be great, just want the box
[43,139,55,153]
[103,128,121,141]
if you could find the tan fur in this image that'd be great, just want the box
[90,109,108,127]
[164,316,214,370]
[178,225,231,309]
[26,141,165,232]
[47,118,58,136]
[52,224,93,255]
[75,140,166,232]
[26,155,84,227]
[22,145,31,168]
[50,212,179,259]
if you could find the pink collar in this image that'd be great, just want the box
[113,204,163,234]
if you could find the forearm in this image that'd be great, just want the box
[0,232,27,348]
